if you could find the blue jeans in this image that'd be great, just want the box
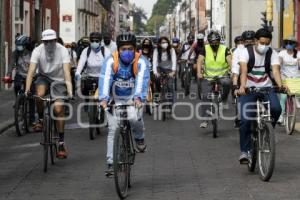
[239,90,282,152]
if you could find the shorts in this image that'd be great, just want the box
[35,75,67,100]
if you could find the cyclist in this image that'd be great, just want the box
[232,31,256,128]
[76,37,90,62]
[8,35,36,127]
[98,33,150,175]
[277,36,300,124]
[153,36,177,102]
[25,29,73,159]
[238,28,285,164]
[172,37,181,91]
[102,32,117,53]
[231,35,243,53]
[188,33,205,65]
[75,32,111,112]
[197,31,232,128]
[179,34,195,87]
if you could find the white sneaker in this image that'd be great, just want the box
[277,115,284,125]
[200,121,208,128]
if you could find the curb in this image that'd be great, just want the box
[0,119,14,134]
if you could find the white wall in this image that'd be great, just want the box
[59,0,76,43]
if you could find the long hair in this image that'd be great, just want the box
[157,36,171,63]
[141,38,153,58]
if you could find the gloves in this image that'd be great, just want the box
[75,73,81,81]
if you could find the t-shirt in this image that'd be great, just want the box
[180,43,195,60]
[239,46,280,88]
[231,45,245,75]
[13,51,31,77]
[30,43,70,82]
[278,49,300,78]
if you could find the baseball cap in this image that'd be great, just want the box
[41,29,57,41]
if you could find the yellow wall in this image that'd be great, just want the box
[283,0,294,38]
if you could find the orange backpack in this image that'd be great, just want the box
[112,51,141,76]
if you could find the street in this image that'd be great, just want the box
[1,85,300,200]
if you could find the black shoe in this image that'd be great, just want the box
[136,139,147,153]
[105,164,114,177]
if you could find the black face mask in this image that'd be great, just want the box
[104,40,110,45]
[211,44,219,51]
[188,41,193,45]
[197,40,204,47]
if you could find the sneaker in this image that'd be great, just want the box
[105,164,114,177]
[239,152,249,164]
[57,142,68,159]
[136,139,147,153]
[277,115,284,125]
[200,121,208,128]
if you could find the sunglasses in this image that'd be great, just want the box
[90,39,100,43]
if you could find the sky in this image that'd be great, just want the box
[130,0,157,18]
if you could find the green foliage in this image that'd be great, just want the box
[131,5,147,35]
[146,0,181,34]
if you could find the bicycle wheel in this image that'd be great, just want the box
[88,104,97,140]
[197,78,202,100]
[184,71,191,96]
[258,123,275,181]
[127,130,135,189]
[211,98,219,138]
[248,128,257,172]
[285,96,296,135]
[42,114,50,173]
[14,95,28,136]
[50,122,58,165]
[113,130,129,199]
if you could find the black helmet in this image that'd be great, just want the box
[15,35,31,46]
[242,30,256,40]
[208,31,221,42]
[234,36,243,44]
[116,33,136,48]
[89,32,102,41]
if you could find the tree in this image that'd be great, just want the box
[146,0,181,35]
[131,4,147,35]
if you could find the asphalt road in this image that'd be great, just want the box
[1,85,300,200]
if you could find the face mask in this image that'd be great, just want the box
[142,48,149,54]
[286,44,295,50]
[16,45,24,51]
[90,42,100,50]
[173,43,178,47]
[211,44,219,51]
[188,41,193,45]
[120,50,135,65]
[197,40,204,46]
[256,44,269,54]
[104,40,110,46]
[44,41,56,62]
[237,44,244,49]
[161,43,168,49]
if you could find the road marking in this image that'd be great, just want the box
[11,142,40,149]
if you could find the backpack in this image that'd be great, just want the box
[246,45,275,84]
[82,46,105,73]
[112,51,141,77]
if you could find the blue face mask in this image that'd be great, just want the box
[286,44,295,50]
[90,42,100,50]
[120,50,135,65]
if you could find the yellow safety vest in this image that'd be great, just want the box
[204,44,229,78]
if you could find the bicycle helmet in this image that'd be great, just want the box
[15,35,31,47]
[241,30,256,40]
[89,32,102,41]
[234,36,243,44]
[197,33,205,40]
[116,33,137,48]
[172,37,180,43]
[207,31,221,42]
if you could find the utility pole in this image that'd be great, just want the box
[229,0,232,48]
[280,0,284,47]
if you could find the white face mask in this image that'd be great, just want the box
[256,43,270,54]
[237,44,244,49]
[161,43,168,49]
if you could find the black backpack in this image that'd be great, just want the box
[246,45,275,84]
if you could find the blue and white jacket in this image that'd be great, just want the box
[98,55,150,103]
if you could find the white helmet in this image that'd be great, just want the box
[197,33,205,40]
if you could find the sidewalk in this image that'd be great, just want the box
[0,89,15,133]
